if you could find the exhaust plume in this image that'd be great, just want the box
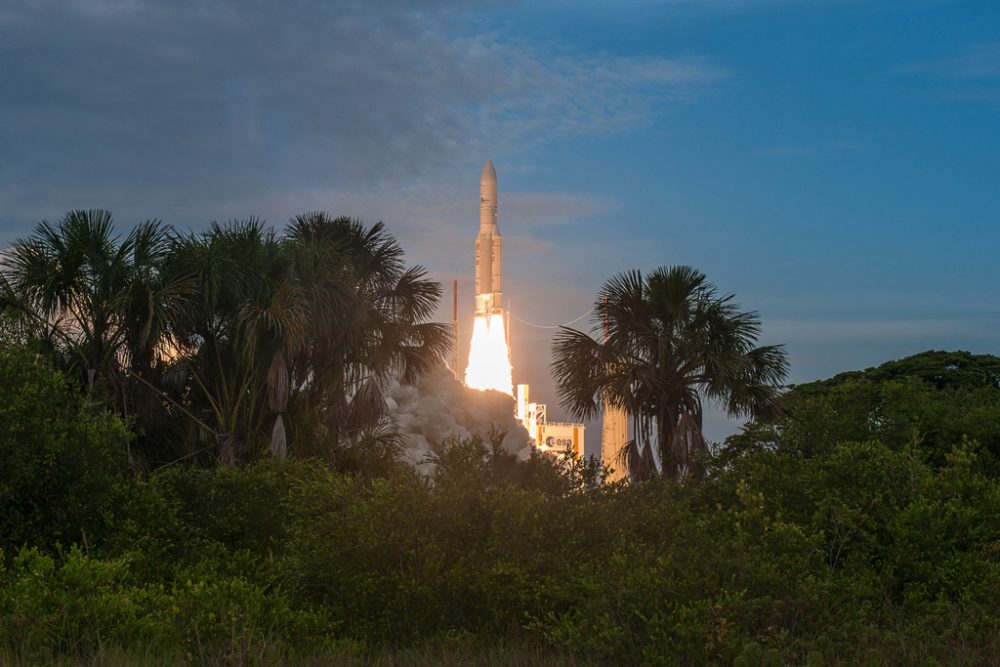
[386,362,530,472]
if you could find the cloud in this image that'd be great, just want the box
[386,363,532,474]
[765,318,991,344]
[900,43,1000,80]
[757,139,869,157]
[0,0,723,241]
[896,43,1000,104]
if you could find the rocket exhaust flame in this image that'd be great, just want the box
[465,312,513,396]
[464,160,514,396]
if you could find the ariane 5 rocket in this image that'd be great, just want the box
[475,160,503,315]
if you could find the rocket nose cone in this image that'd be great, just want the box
[480,160,498,210]
[481,160,496,184]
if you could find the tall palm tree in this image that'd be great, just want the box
[283,213,452,455]
[165,213,452,465]
[4,210,125,389]
[3,210,451,468]
[114,221,196,432]
[1,210,193,423]
[551,266,788,480]
[165,219,289,465]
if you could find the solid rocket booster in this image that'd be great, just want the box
[475,160,503,314]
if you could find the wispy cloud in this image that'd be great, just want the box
[757,139,869,157]
[900,43,1000,80]
[0,0,724,241]
[766,318,991,344]
[896,43,1000,104]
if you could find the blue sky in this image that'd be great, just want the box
[2,0,999,445]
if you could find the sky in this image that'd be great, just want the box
[2,0,999,449]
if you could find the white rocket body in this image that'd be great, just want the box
[465,159,514,396]
[475,160,503,314]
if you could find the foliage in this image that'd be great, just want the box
[723,350,1000,471]
[0,211,452,469]
[161,213,452,466]
[1,437,1000,664]
[551,266,788,480]
[791,349,1000,393]
[0,546,330,665]
[4,216,1000,666]
[8,413,1000,664]
[0,210,192,431]
[0,347,128,553]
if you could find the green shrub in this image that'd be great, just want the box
[7,350,1000,664]
[0,349,128,552]
[0,546,331,665]
[0,547,144,663]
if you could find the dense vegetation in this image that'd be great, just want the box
[552,266,788,480]
[3,345,1000,665]
[2,212,999,665]
[0,209,450,469]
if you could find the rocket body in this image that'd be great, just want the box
[475,160,503,314]
[465,159,513,396]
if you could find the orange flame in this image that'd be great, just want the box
[464,313,513,396]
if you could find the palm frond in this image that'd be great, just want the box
[267,350,290,413]
[347,376,388,431]
[554,265,788,481]
[271,413,288,460]
[551,326,605,421]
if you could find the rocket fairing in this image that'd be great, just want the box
[475,160,503,315]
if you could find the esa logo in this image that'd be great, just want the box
[545,436,573,448]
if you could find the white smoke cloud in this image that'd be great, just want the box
[385,362,532,473]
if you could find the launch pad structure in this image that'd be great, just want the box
[516,384,585,459]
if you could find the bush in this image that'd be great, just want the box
[0,349,128,552]
[0,546,331,665]
[7,349,1000,664]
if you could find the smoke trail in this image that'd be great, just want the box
[385,362,531,473]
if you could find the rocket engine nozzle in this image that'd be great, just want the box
[475,292,503,315]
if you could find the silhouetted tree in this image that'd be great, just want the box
[551,266,788,480]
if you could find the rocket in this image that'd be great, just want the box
[475,160,503,315]
[465,160,514,396]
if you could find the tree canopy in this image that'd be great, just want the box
[551,266,788,480]
[0,210,451,469]
[4,347,1000,665]
[791,349,1000,394]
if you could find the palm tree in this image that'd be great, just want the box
[4,210,125,389]
[283,213,452,456]
[165,219,289,465]
[3,210,451,468]
[551,266,788,480]
[1,210,193,425]
[165,213,452,465]
[114,221,196,432]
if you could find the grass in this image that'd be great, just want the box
[0,643,605,667]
